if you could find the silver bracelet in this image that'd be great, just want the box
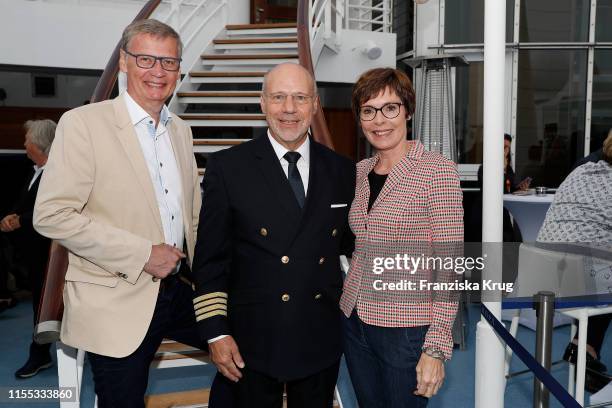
[422,346,447,362]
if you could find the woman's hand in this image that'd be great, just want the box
[414,352,445,398]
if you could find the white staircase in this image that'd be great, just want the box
[168,23,299,164]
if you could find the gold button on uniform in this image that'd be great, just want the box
[319,257,325,264]
[281,256,290,264]
[332,228,338,237]
[260,228,268,236]
[152,277,159,282]
[281,294,290,302]
[314,293,322,300]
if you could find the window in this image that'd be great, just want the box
[32,75,56,97]
[519,0,589,42]
[591,50,612,153]
[444,0,514,44]
[596,0,612,41]
[455,61,484,164]
[515,50,587,187]
[394,0,414,55]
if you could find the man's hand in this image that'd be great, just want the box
[0,214,20,232]
[143,244,185,279]
[209,336,245,382]
[414,353,445,398]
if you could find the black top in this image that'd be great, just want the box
[571,148,604,171]
[477,164,517,193]
[368,170,388,211]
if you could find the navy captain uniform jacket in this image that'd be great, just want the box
[192,134,355,381]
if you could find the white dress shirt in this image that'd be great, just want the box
[123,92,184,262]
[267,130,310,194]
[28,165,45,191]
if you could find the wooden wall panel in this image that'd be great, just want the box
[322,107,358,161]
[0,107,68,149]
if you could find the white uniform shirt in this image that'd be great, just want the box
[267,130,310,194]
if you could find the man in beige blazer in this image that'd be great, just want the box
[33,19,229,408]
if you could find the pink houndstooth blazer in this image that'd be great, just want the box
[339,140,464,359]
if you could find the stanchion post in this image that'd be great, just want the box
[533,291,555,408]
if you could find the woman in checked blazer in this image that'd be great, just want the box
[339,68,464,407]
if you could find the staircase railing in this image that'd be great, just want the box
[347,0,392,32]
[307,0,393,64]
[298,0,334,148]
[310,0,345,53]
[155,0,226,50]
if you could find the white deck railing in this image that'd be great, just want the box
[308,0,392,64]
[154,0,227,50]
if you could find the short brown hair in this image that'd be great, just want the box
[121,19,183,57]
[603,129,612,165]
[351,68,416,120]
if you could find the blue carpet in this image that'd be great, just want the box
[1,301,610,407]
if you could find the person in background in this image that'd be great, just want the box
[340,68,463,407]
[571,129,610,171]
[471,133,528,242]
[1,119,56,378]
[477,133,530,194]
[537,131,612,393]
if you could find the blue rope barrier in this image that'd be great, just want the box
[480,304,581,408]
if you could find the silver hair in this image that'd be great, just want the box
[261,62,318,96]
[24,119,57,155]
[120,19,183,58]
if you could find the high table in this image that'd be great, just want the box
[503,193,554,242]
[501,193,565,330]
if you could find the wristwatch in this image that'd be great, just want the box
[422,346,447,362]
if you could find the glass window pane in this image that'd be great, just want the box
[591,50,612,154]
[394,0,414,55]
[519,0,589,42]
[515,50,587,187]
[445,0,514,44]
[596,0,612,41]
[455,62,484,164]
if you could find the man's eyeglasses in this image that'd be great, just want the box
[122,49,182,72]
[359,102,404,121]
[264,93,314,105]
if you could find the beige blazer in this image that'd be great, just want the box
[33,95,201,358]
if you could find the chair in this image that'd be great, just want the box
[505,243,612,406]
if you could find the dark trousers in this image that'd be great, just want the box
[212,360,340,408]
[23,240,51,358]
[88,274,233,408]
[343,311,429,408]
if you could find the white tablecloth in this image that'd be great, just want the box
[503,194,554,242]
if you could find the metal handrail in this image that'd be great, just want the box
[157,0,226,49]
[298,0,334,148]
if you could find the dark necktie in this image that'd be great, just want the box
[283,151,305,208]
